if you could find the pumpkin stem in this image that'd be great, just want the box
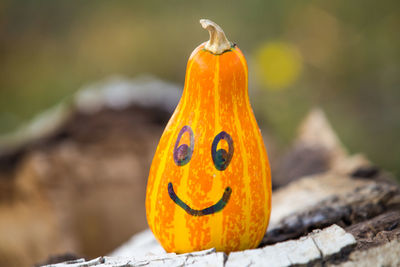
[200,19,232,54]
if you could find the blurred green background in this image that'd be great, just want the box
[0,0,399,175]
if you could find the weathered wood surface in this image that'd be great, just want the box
[263,175,400,246]
[227,224,356,267]
[43,225,356,267]
[44,249,226,267]
[45,239,400,267]
[337,239,400,267]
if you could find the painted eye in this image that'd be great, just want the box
[173,125,194,166]
[211,131,234,171]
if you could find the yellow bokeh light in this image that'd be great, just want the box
[255,41,302,90]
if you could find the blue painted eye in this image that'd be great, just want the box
[211,131,234,171]
[173,126,194,166]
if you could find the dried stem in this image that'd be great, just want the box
[200,19,232,54]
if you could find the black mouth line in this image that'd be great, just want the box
[168,182,232,216]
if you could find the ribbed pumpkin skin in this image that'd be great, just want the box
[145,42,271,253]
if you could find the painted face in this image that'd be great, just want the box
[145,41,271,254]
[168,126,234,216]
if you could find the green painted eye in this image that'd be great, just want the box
[173,126,194,166]
[211,131,234,171]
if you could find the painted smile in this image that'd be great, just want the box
[168,182,232,216]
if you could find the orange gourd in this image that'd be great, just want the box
[145,19,271,253]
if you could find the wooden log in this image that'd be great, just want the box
[43,225,357,267]
[335,239,400,267]
[43,248,226,267]
[263,176,400,246]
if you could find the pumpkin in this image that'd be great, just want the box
[145,19,271,253]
